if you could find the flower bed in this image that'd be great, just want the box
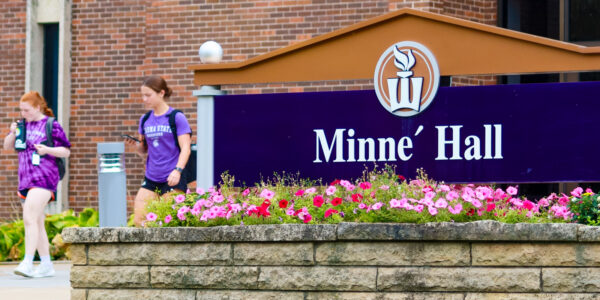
[144,167,591,228]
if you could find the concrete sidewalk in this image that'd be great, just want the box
[0,261,71,300]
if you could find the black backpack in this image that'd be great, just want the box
[43,117,66,180]
[141,109,197,183]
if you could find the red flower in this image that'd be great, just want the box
[398,174,406,181]
[295,189,305,196]
[351,193,363,202]
[523,200,535,210]
[278,199,288,208]
[324,208,339,218]
[313,195,324,207]
[486,203,495,212]
[331,197,342,206]
[466,208,475,216]
[330,179,341,186]
[303,214,312,223]
[261,199,271,208]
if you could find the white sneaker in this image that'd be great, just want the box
[33,263,55,278]
[14,261,34,277]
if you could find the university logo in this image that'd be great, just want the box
[374,41,440,117]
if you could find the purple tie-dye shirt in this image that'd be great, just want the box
[18,116,71,192]
[139,108,191,182]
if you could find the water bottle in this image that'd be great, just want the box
[14,120,26,151]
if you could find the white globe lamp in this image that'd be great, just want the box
[198,41,223,64]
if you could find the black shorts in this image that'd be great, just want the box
[141,176,187,195]
[18,188,56,204]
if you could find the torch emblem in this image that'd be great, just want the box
[374,41,440,117]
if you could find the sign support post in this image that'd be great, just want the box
[194,85,225,190]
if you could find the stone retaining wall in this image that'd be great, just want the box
[63,221,600,299]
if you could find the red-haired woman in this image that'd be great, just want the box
[3,91,71,278]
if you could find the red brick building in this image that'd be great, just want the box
[1,0,597,220]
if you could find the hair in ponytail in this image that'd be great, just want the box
[142,75,172,99]
[20,91,54,117]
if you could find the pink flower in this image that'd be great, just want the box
[177,212,186,221]
[186,188,191,194]
[372,202,383,210]
[359,182,372,190]
[389,199,401,208]
[164,215,172,224]
[438,185,450,192]
[448,203,462,215]
[523,200,535,210]
[313,195,324,207]
[295,189,305,196]
[196,188,205,195]
[242,188,250,196]
[428,206,438,216]
[146,212,157,222]
[305,187,317,195]
[446,191,459,201]
[178,206,190,214]
[586,188,594,194]
[358,203,367,209]
[414,205,424,213]
[379,185,389,191]
[326,186,337,196]
[260,189,275,200]
[571,187,583,197]
[434,199,448,209]
[324,208,339,218]
[175,194,186,204]
[471,199,482,208]
[506,186,518,196]
[538,198,549,207]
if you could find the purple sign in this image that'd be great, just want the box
[214,81,600,184]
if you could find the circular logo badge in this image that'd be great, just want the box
[374,41,440,117]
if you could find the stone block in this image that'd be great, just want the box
[472,243,576,266]
[337,221,578,241]
[71,288,87,300]
[377,267,540,292]
[88,243,231,265]
[305,292,463,299]
[196,290,304,300]
[150,266,258,289]
[316,242,469,266]
[87,289,195,300]
[70,266,149,288]
[466,293,600,299]
[543,268,600,292]
[63,227,119,243]
[69,244,87,265]
[234,242,313,265]
[258,266,376,291]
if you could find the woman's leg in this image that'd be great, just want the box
[134,187,158,226]
[23,188,51,257]
[36,207,50,257]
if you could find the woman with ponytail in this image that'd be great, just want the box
[2,91,71,278]
[124,76,191,226]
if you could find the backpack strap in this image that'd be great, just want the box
[168,109,182,152]
[45,117,55,147]
[140,111,152,149]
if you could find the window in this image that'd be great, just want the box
[43,23,59,117]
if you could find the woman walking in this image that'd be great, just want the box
[125,76,192,226]
[3,91,71,278]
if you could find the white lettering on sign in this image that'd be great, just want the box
[313,124,502,163]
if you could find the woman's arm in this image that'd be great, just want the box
[166,133,192,187]
[33,144,70,158]
[2,122,17,151]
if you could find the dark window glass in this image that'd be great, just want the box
[569,0,600,42]
[580,72,600,82]
[43,23,59,117]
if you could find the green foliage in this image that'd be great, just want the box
[569,192,600,225]
[0,208,98,262]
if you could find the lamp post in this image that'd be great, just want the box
[97,142,127,227]
[195,41,225,190]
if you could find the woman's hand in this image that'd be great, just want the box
[9,122,17,134]
[33,144,50,155]
[167,169,181,187]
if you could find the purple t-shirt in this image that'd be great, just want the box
[18,116,71,192]
[139,108,191,182]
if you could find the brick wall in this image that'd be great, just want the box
[0,0,27,220]
[0,0,498,220]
